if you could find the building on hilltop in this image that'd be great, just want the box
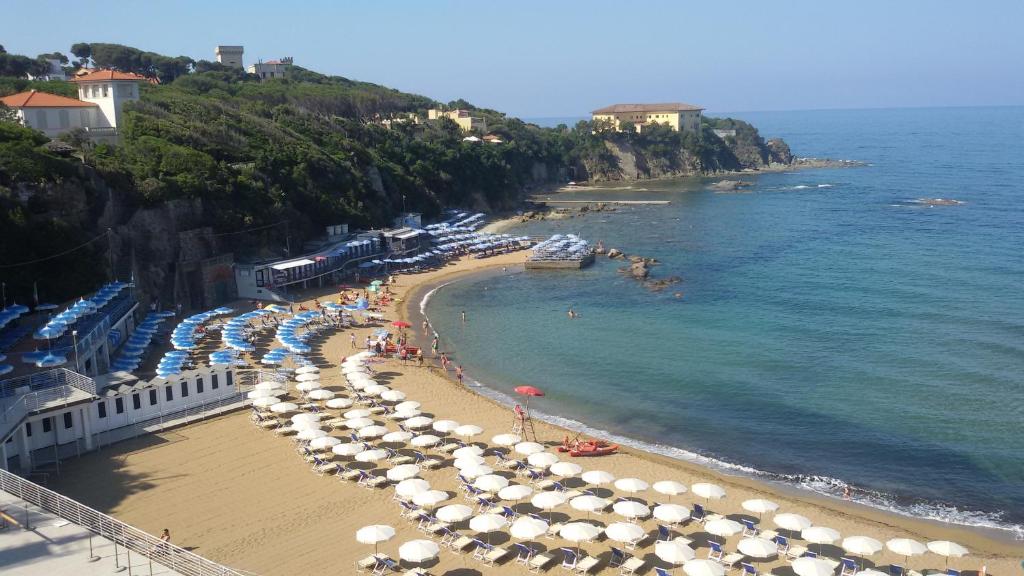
[427,108,487,133]
[0,90,99,138]
[592,102,704,133]
[248,57,293,80]
[215,45,245,69]
[71,69,147,132]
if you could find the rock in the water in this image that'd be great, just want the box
[607,248,623,258]
[709,179,752,192]
[630,261,649,279]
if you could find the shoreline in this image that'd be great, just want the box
[395,255,1022,560]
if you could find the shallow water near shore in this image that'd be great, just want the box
[426,106,1024,536]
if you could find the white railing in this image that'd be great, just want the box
[0,384,90,443]
[0,468,252,576]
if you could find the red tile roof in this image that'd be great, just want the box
[592,102,704,114]
[0,90,97,108]
[70,69,149,82]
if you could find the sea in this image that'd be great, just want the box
[425,106,1024,537]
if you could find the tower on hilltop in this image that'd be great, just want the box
[215,45,244,69]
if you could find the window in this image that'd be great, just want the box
[196,377,204,394]
[149,389,158,406]
[180,381,189,398]
[165,386,173,402]
[25,422,32,436]
[226,370,234,387]
[63,412,73,429]
[36,110,48,129]
[211,373,219,390]
[115,397,124,414]
[132,393,141,410]
[80,109,89,125]
[42,418,52,433]
[59,109,70,128]
[98,402,107,418]
[102,84,109,97]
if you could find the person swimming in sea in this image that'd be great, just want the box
[568,306,578,319]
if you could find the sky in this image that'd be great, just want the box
[2,0,1023,117]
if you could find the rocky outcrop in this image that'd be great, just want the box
[767,138,793,164]
[708,180,753,192]
[607,248,623,259]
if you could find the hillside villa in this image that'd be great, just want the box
[428,108,487,133]
[592,102,704,133]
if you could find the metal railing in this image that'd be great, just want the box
[1,367,97,398]
[93,391,250,449]
[1,384,94,443]
[0,468,251,576]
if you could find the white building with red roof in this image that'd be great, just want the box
[71,69,148,131]
[247,57,293,80]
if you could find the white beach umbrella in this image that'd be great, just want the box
[614,477,649,494]
[356,524,395,555]
[473,474,509,493]
[606,521,645,544]
[386,464,421,482]
[333,442,366,457]
[803,526,841,553]
[380,389,406,402]
[295,372,320,382]
[410,434,441,447]
[559,522,601,543]
[309,436,341,450]
[326,397,354,409]
[692,482,726,501]
[571,495,610,515]
[436,504,473,523]
[345,417,375,430]
[345,408,372,419]
[454,424,483,439]
[382,431,413,444]
[469,513,508,534]
[355,448,389,462]
[498,484,533,502]
[292,412,320,424]
[612,500,651,521]
[432,419,460,434]
[684,559,726,576]
[927,541,968,567]
[342,365,368,374]
[398,539,439,564]
[412,489,449,509]
[251,396,280,408]
[842,536,883,557]
[653,480,688,498]
[742,499,780,517]
[550,461,582,477]
[395,400,421,412]
[297,428,327,441]
[510,516,548,540]
[514,441,544,456]
[738,537,778,559]
[307,389,335,401]
[290,419,320,431]
[886,538,927,562]
[531,491,568,515]
[247,389,278,399]
[395,478,430,499]
[774,512,813,533]
[793,557,836,576]
[452,445,485,459]
[404,416,433,429]
[458,464,494,479]
[363,384,389,397]
[255,381,283,390]
[296,381,322,392]
[391,409,422,420]
[358,425,388,439]
[658,539,697,565]
[491,433,521,446]
[453,455,486,469]
[581,470,615,485]
[654,503,691,524]
[705,518,744,540]
[526,452,559,468]
[295,365,320,374]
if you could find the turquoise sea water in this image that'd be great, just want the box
[426,107,1024,534]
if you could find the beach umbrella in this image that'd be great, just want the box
[380,390,406,402]
[612,500,651,522]
[295,365,320,374]
[291,420,321,432]
[309,435,341,450]
[355,448,389,462]
[774,513,812,535]
[395,478,430,499]
[270,402,299,413]
[410,434,441,447]
[803,526,841,554]
[326,397,354,409]
[793,557,835,576]
[292,413,320,424]
[738,537,778,559]
[842,536,883,557]
[356,524,395,555]
[405,416,433,429]
[297,428,327,441]
[386,464,421,482]
[549,461,582,477]
[251,396,280,408]
[452,445,485,459]
[307,389,335,401]
[345,408,373,419]
[395,400,421,412]
[654,503,691,524]
[473,474,509,493]
[560,522,601,556]
[886,538,927,565]
[606,522,645,546]
[346,417,375,430]
[391,409,422,420]
[363,384,389,397]
[398,539,439,564]
[581,470,615,485]
[654,480,688,500]
[248,388,280,399]
[742,499,780,518]
[705,518,744,542]
[454,424,483,439]
[491,433,521,446]
[458,464,493,479]
[412,490,449,509]
[531,491,567,521]
[454,455,486,469]
[927,541,968,567]
[570,495,611,517]
[514,385,545,412]
[692,482,726,502]
[614,477,649,495]
[685,559,726,576]
[510,516,548,540]
[498,484,534,502]
[527,452,559,468]
[358,425,388,439]
[296,381,322,392]
[382,431,413,444]
[469,513,508,533]
[514,441,544,456]
[436,504,473,523]
[658,539,697,566]
[432,419,460,434]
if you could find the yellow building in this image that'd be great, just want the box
[592,102,704,133]
[427,108,487,133]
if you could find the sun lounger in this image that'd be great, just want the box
[574,554,600,573]
[760,529,779,542]
[709,541,726,562]
[484,545,511,565]
[372,557,398,575]
[611,548,627,567]
[356,553,387,573]
[785,545,808,560]
[742,519,759,537]
[357,471,388,489]
[326,418,346,428]
[561,548,580,570]
[721,553,744,568]
[545,521,565,539]
[528,551,556,572]
[337,466,363,482]
[674,535,693,546]
[621,557,645,575]
[840,558,858,576]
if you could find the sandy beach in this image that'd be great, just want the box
[50,251,1021,576]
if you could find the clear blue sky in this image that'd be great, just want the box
[3,0,1022,117]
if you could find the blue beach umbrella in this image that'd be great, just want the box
[36,353,67,368]
[0,364,13,376]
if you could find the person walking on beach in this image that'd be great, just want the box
[455,365,464,385]
[422,319,429,334]
[365,335,372,350]
[350,333,357,349]
[416,349,424,368]
[431,336,439,358]
[440,352,449,371]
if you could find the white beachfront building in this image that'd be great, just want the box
[70,69,147,132]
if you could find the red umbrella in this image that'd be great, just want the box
[514,386,544,397]
[391,321,412,329]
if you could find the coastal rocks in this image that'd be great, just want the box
[612,250,680,292]
[607,248,623,259]
[709,179,753,192]
[629,261,650,279]
[644,276,682,292]
[914,198,964,206]
[767,138,794,164]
